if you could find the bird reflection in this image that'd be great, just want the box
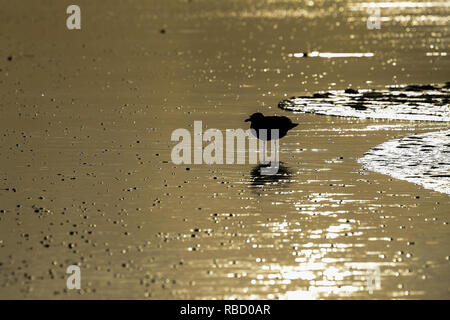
[250,163,293,188]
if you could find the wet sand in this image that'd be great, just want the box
[0,0,449,299]
[359,129,450,195]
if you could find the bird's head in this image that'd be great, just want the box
[245,112,264,123]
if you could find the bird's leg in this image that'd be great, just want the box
[275,138,279,164]
[260,136,280,176]
[259,129,268,165]
[263,141,266,164]
[274,139,277,162]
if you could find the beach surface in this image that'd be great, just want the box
[0,0,449,299]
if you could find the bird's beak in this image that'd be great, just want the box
[244,118,250,122]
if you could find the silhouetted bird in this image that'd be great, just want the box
[245,113,298,140]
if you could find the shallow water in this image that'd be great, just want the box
[279,84,450,121]
[359,129,450,195]
[0,0,449,299]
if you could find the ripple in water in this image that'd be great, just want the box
[358,130,450,195]
[280,83,450,195]
[278,83,450,122]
